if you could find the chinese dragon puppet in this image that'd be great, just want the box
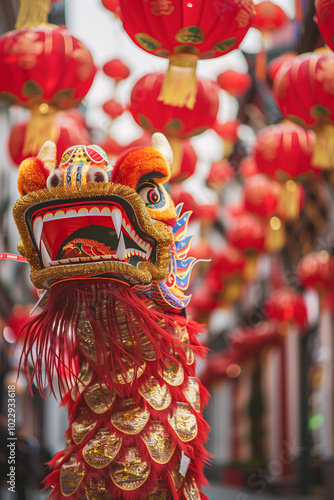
[13,133,210,499]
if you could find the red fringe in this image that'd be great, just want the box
[19,279,207,399]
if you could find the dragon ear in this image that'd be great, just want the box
[17,141,57,196]
[151,133,173,170]
[37,140,57,171]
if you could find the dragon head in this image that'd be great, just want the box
[13,133,196,310]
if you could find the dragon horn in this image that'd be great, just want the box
[152,133,173,169]
[37,140,57,171]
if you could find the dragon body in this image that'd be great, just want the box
[13,135,209,499]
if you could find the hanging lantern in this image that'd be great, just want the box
[119,0,255,109]
[263,287,307,328]
[253,1,288,32]
[239,156,259,178]
[170,186,218,222]
[101,0,119,15]
[315,0,334,52]
[206,159,234,192]
[130,72,219,174]
[213,119,240,157]
[0,24,96,155]
[102,99,124,119]
[217,70,252,97]
[226,210,285,255]
[297,250,334,293]
[253,122,317,219]
[102,58,130,82]
[8,111,91,167]
[169,139,197,183]
[267,52,297,83]
[273,49,334,169]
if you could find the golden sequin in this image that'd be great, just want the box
[168,403,197,442]
[83,428,121,469]
[111,362,146,385]
[183,377,200,412]
[71,360,93,401]
[169,465,184,491]
[60,454,85,497]
[184,477,201,500]
[110,447,150,491]
[147,476,170,499]
[177,325,194,365]
[142,421,176,464]
[84,382,115,414]
[161,358,184,386]
[139,377,172,411]
[83,478,112,499]
[72,407,97,444]
[111,399,149,435]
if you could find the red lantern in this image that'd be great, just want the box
[8,111,91,167]
[231,321,281,355]
[253,122,316,219]
[315,0,334,52]
[243,174,281,218]
[206,159,234,191]
[0,25,95,155]
[297,250,334,292]
[226,210,284,254]
[102,58,130,82]
[267,52,297,82]
[170,186,218,222]
[217,70,252,97]
[119,0,255,109]
[102,99,124,119]
[263,287,307,327]
[101,0,118,14]
[273,49,334,168]
[253,1,288,32]
[254,122,317,180]
[169,139,197,183]
[239,156,259,178]
[130,72,219,139]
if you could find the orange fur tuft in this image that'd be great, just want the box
[17,157,49,196]
[112,147,170,188]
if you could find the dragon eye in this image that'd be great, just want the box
[138,186,161,206]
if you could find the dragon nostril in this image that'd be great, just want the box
[47,169,64,189]
[88,166,108,183]
[94,171,106,183]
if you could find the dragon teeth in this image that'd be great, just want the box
[111,209,122,237]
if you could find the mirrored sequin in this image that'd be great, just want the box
[71,361,93,401]
[168,403,198,442]
[169,465,184,491]
[72,407,97,444]
[84,382,115,414]
[111,399,149,435]
[184,477,201,500]
[139,377,172,411]
[142,421,176,464]
[147,476,170,499]
[83,477,112,499]
[183,377,200,412]
[111,362,145,385]
[161,358,184,386]
[83,428,121,469]
[110,447,150,491]
[60,454,85,497]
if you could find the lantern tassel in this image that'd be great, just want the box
[278,180,300,221]
[265,217,286,253]
[23,105,58,157]
[311,125,334,169]
[158,56,198,110]
[167,136,183,179]
[16,0,51,30]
